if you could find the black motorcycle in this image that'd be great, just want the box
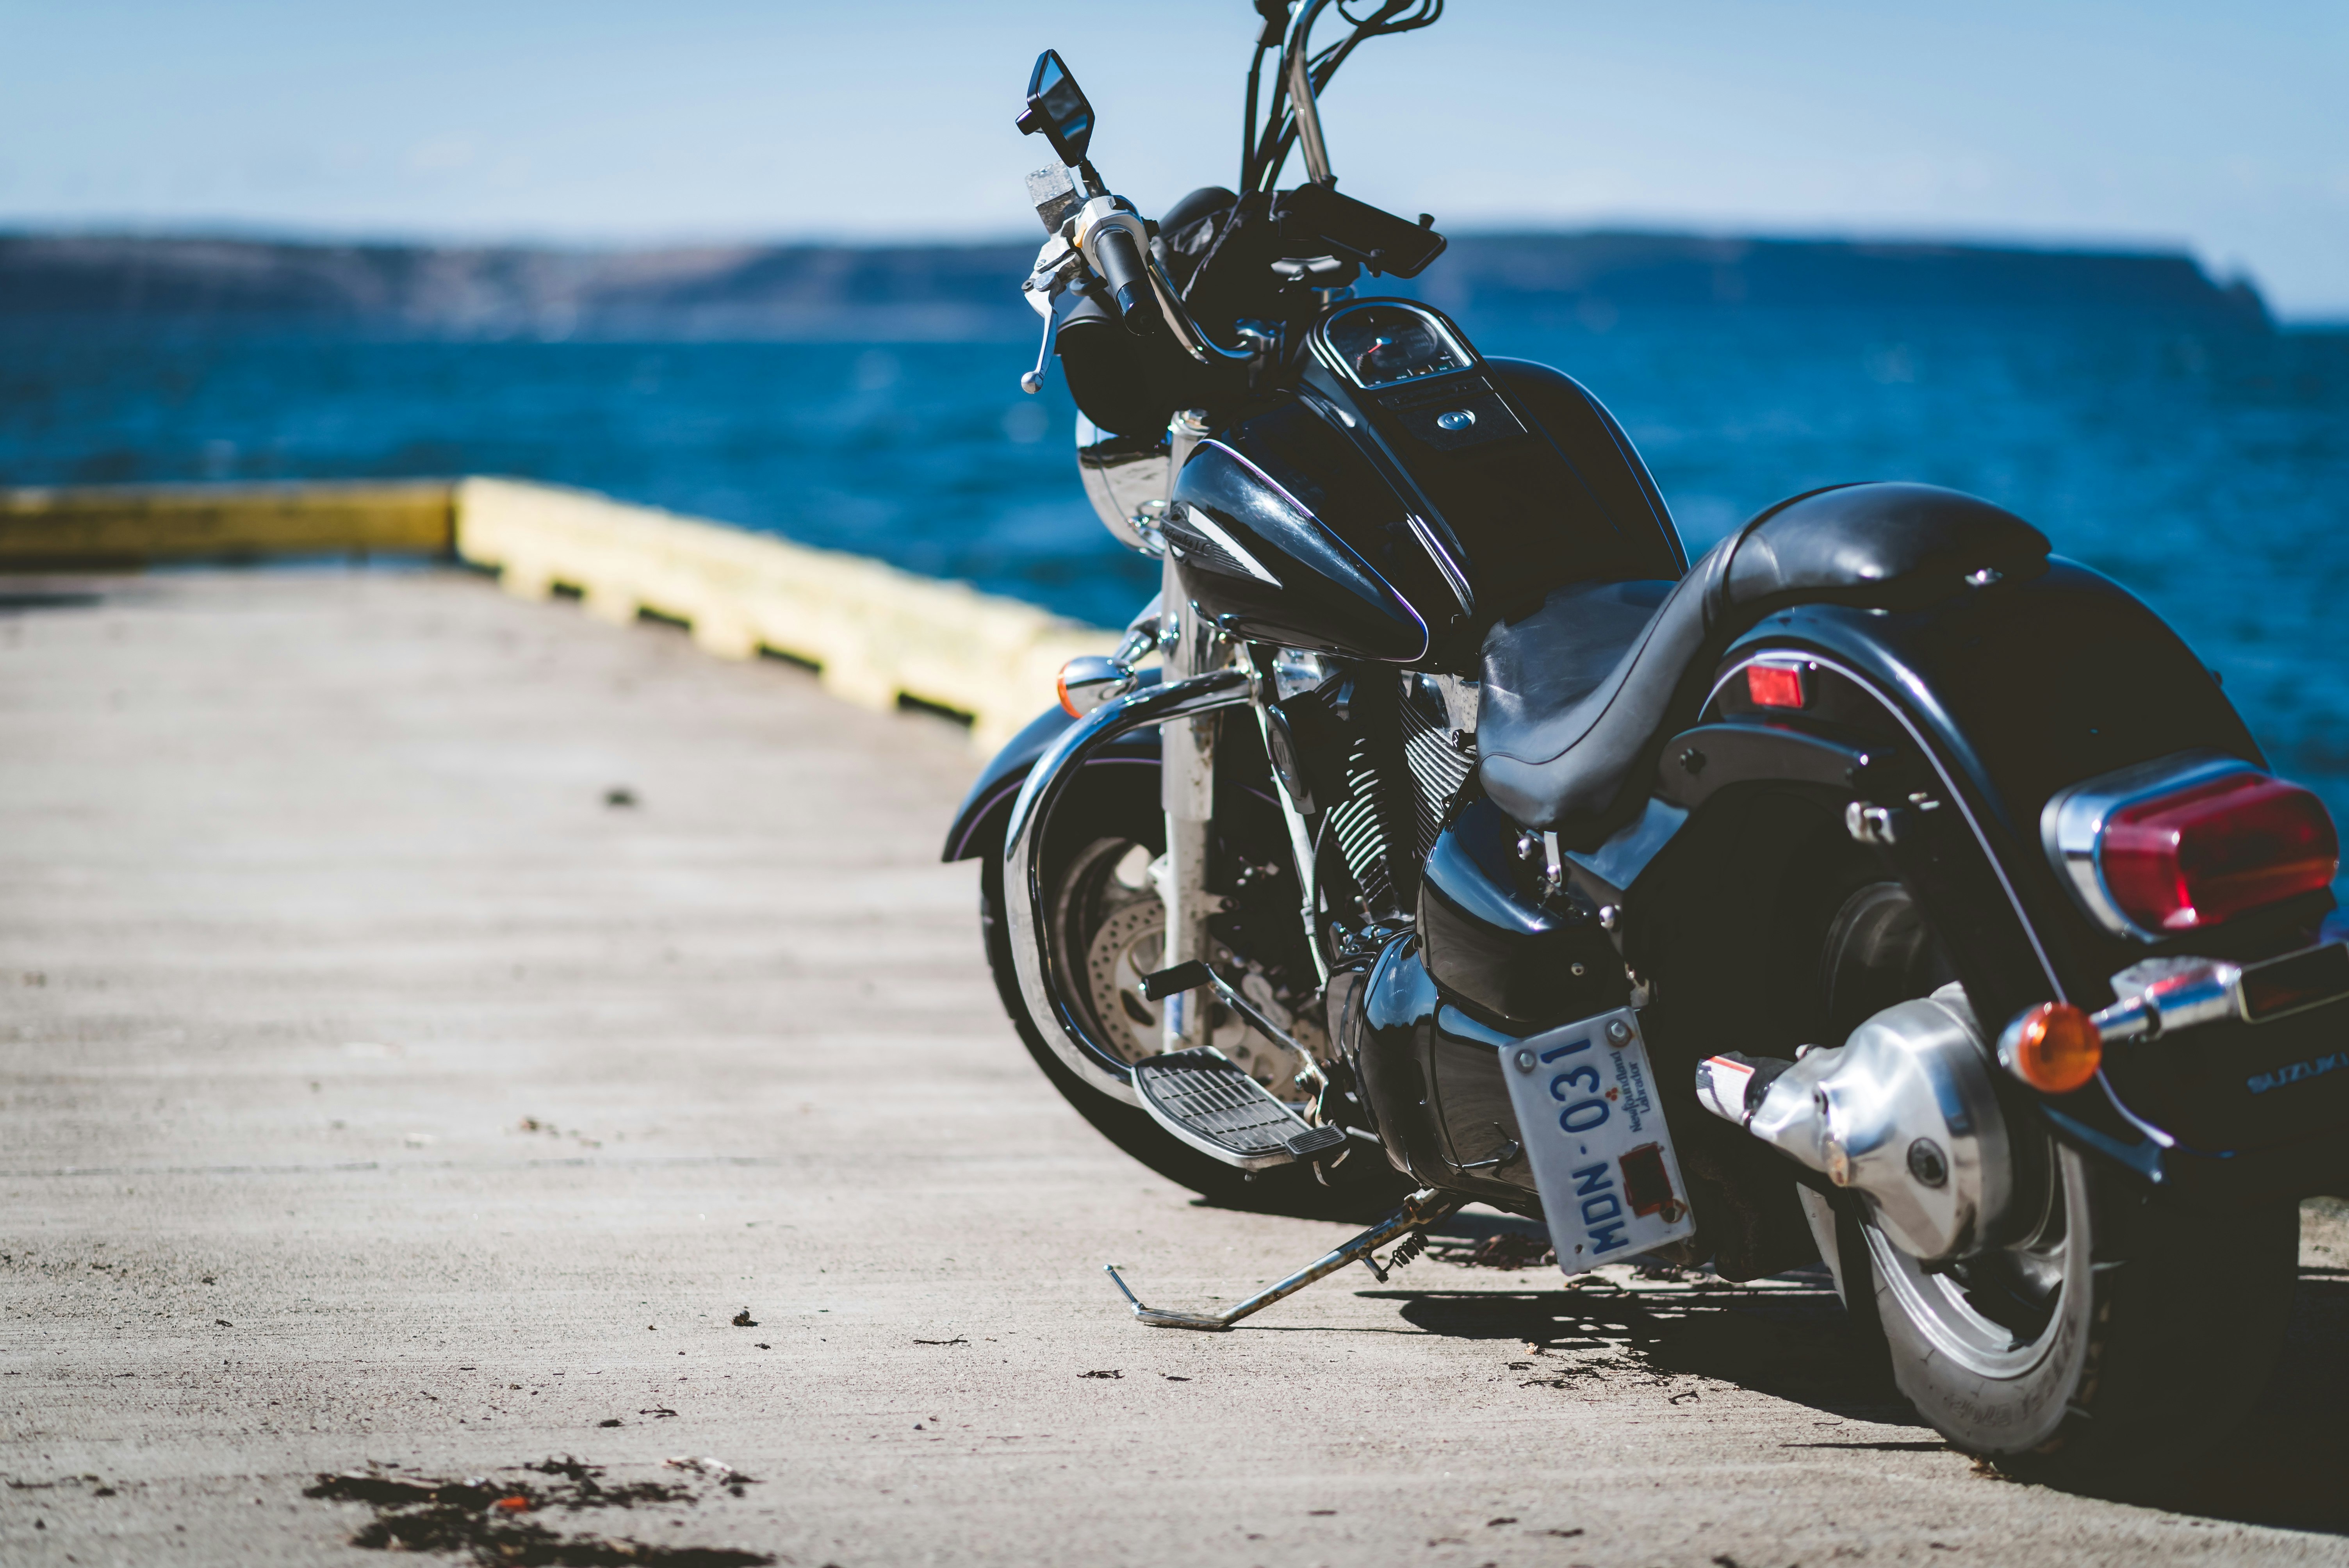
[943,0,2347,1481]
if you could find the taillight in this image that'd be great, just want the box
[1744,662,1808,709]
[2046,753,2340,939]
[2102,773,2337,933]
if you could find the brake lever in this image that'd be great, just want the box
[1020,304,1060,395]
[1017,235,1080,395]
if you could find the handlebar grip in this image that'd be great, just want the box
[1091,226,1158,335]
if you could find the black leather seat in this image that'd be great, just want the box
[1477,482,2050,841]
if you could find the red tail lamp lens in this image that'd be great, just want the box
[1745,663,1807,709]
[2101,773,2339,933]
[2003,1002,2102,1093]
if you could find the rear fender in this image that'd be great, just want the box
[1637,559,2343,1201]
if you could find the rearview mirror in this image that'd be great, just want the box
[1015,50,1095,168]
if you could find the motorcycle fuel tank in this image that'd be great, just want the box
[1165,299,1687,667]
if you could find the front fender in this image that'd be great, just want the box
[1003,668,1253,1102]
[940,672,1163,863]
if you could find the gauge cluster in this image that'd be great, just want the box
[1317,301,1474,388]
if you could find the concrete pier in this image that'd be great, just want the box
[4,566,2347,1566]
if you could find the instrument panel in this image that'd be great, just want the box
[1317,300,1474,389]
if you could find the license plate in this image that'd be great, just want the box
[1502,1006,1697,1269]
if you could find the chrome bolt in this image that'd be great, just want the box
[1907,1138,1949,1188]
[1824,1136,1853,1187]
[1606,1019,1632,1046]
[1513,1049,1537,1073]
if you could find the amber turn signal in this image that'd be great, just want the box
[1996,1001,2103,1093]
[1055,655,1127,718]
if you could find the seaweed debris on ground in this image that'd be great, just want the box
[305,1455,769,1566]
[1429,1231,1554,1270]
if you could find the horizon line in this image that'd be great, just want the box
[0,216,2242,267]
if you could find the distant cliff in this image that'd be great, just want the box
[0,230,2269,337]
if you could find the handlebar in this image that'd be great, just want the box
[1089,224,1155,333]
[1074,199,1255,368]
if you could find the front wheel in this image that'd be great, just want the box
[975,764,1406,1222]
[1811,880,2299,1480]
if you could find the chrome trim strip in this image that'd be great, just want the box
[1404,512,1473,617]
[1003,668,1253,1102]
[1184,508,1281,585]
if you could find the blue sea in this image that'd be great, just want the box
[4,306,2345,846]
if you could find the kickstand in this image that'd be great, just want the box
[1103,1189,1463,1331]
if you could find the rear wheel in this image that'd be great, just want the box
[1809,877,2299,1479]
[977,764,1406,1222]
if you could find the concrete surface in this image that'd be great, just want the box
[2,567,2345,1568]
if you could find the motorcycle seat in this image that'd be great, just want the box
[1477,482,2050,841]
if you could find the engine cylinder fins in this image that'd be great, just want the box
[1321,675,1420,921]
[1399,681,1474,863]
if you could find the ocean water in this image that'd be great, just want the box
[3,308,2345,845]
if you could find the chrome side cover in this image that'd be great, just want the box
[1697,985,2012,1264]
[1002,667,1252,1102]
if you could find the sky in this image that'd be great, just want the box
[3,0,2344,317]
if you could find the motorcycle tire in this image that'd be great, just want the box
[975,770,1408,1224]
[1806,875,2299,1481]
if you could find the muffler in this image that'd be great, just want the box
[1693,985,2012,1264]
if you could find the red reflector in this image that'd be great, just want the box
[2102,773,2339,933]
[1745,663,1807,709]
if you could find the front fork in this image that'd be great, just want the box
[1154,411,1330,1053]
[1159,549,1221,1051]
[1156,565,1334,1054]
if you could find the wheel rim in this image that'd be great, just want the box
[1864,1146,2084,1379]
[1822,881,2083,1382]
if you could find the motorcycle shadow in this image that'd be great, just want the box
[2130,1268,2349,1534]
[1361,1212,1917,1422]
[1362,1211,2349,1534]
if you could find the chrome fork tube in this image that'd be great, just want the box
[1003,668,1252,1102]
[1157,412,1228,1050]
[1159,552,1222,1051]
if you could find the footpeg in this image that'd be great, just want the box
[1105,1188,1463,1331]
[1140,959,1330,1092]
[1132,1049,1346,1169]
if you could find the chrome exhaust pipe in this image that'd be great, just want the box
[1695,986,2012,1264]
